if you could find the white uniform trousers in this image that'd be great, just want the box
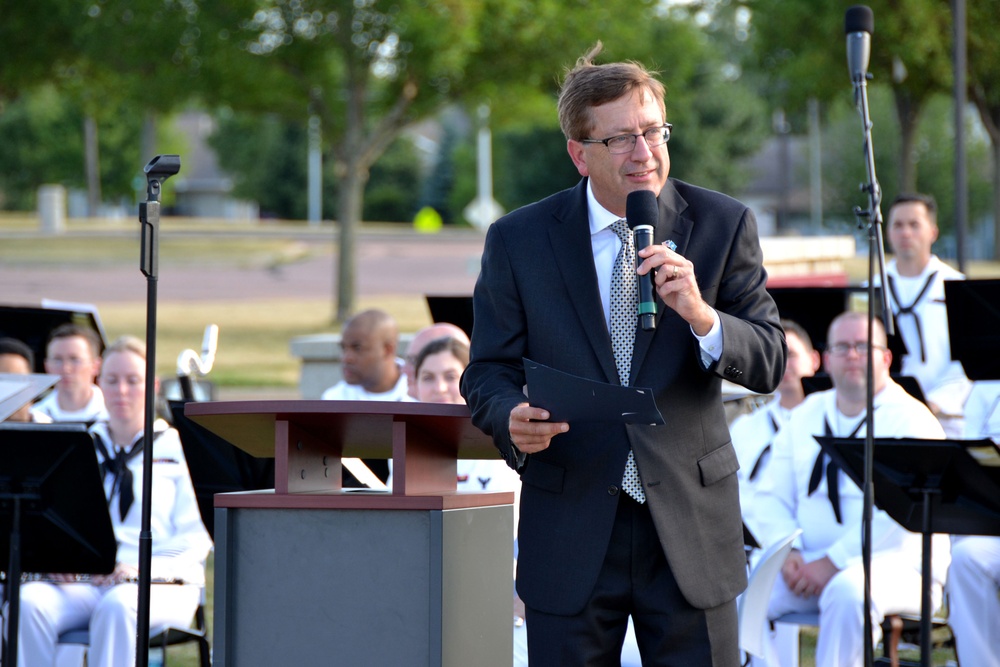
[16,581,200,667]
[765,555,940,667]
[948,535,1000,667]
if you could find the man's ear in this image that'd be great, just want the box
[567,140,589,177]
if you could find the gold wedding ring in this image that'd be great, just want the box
[672,265,679,279]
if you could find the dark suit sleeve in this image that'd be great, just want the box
[708,205,785,395]
[460,222,530,471]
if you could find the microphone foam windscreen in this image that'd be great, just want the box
[845,5,874,35]
[625,190,658,230]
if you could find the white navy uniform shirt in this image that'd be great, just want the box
[883,255,970,416]
[90,419,213,585]
[730,395,791,537]
[754,380,950,584]
[32,387,108,424]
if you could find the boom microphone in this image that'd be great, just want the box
[845,5,874,82]
[625,190,658,331]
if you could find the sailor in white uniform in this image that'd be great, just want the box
[755,312,950,667]
[731,319,820,540]
[882,193,970,437]
[946,380,1000,667]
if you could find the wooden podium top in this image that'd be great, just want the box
[185,400,495,458]
[185,400,512,505]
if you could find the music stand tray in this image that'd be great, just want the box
[0,422,117,667]
[0,373,59,422]
[817,435,1000,666]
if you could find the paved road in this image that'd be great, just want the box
[0,228,485,304]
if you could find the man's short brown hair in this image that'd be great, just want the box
[47,323,102,358]
[557,41,666,142]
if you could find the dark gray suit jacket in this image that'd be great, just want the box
[461,178,785,615]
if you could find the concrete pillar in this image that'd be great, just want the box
[37,184,67,234]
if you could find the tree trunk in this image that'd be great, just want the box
[83,115,101,217]
[970,88,1000,260]
[334,69,370,323]
[993,139,1000,261]
[335,157,368,323]
[893,89,922,193]
[140,112,157,168]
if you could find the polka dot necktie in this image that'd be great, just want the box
[610,220,646,503]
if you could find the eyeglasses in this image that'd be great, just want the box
[827,342,887,357]
[580,124,672,155]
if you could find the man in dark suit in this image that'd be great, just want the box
[461,43,786,666]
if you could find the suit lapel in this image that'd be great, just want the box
[630,181,694,381]
[549,180,620,385]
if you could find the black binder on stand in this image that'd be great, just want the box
[944,279,1000,381]
[817,435,1000,667]
[0,423,117,667]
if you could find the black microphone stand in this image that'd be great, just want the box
[136,155,180,667]
[851,65,894,667]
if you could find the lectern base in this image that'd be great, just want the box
[213,497,513,667]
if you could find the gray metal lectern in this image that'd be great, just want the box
[185,401,514,667]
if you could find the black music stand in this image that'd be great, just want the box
[0,422,117,667]
[168,400,274,540]
[0,372,58,422]
[424,295,474,339]
[767,285,904,374]
[816,435,1000,667]
[944,279,1000,381]
[0,303,107,373]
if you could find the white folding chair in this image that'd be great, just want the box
[737,529,802,665]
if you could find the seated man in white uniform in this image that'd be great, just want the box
[0,337,52,423]
[730,319,820,540]
[754,311,951,667]
[321,308,411,402]
[946,380,1000,667]
[882,193,970,437]
[31,323,108,424]
[321,308,411,487]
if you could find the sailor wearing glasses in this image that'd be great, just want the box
[753,311,951,667]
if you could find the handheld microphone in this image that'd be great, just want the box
[845,5,874,83]
[625,190,658,331]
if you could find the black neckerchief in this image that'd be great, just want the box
[887,271,938,363]
[748,412,782,482]
[807,414,866,524]
[94,429,161,521]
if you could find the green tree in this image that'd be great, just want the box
[0,1,76,105]
[454,7,769,218]
[196,0,666,321]
[208,111,319,219]
[744,0,953,192]
[820,86,992,248]
[363,136,422,222]
[0,85,143,210]
[210,110,421,222]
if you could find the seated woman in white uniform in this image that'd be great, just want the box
[16,335,212,667]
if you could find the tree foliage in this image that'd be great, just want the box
[0,86,144,209]
[743,0,952,191]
